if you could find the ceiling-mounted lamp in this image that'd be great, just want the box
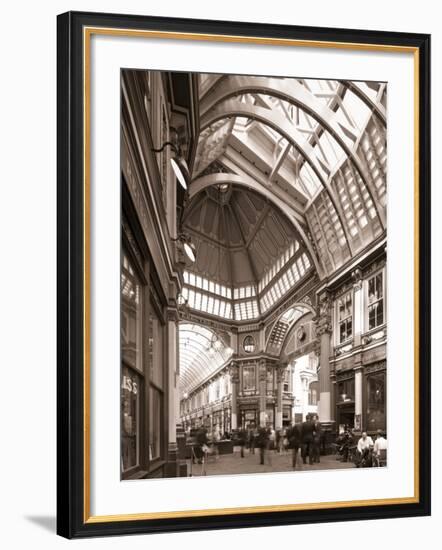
[151,132,190,190]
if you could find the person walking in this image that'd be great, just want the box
[312,415,321,464]
[301,414,315,465]
[256,425,269,465]
[287,422,302,469]
[237,426,247,458]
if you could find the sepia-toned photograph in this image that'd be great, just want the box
[121,69,387,480]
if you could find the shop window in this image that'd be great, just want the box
[366,372,386,431]
[121,255,141,370]
[121,366,141,472]
[337,378,355,402]
[149,387,163,461]
[149,301,164,389]
[148,289,165,464]
[337,290,353,343]
[367,271,384,330]
[121,253,143,476]
[242,366,256,391]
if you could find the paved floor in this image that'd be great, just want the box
[190,448,354,477]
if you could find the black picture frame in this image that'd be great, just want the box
[57,10,431,539]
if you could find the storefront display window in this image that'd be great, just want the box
[337,378,355,403]
[149,386,162,461]
[148,290,165,464]
[366,372,386,431]
[121,254,141,370]
[121,365,140,472]
[121,253,142,475]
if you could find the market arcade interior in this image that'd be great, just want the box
[121,69,387,479]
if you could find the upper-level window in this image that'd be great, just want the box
[243,335,256,353]
[338,291,353,343]
[308,385,318,406]
[242,366,256,391]
[367,271,384,330]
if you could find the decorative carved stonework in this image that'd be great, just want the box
[315,292,332,336]
[166,307,180,323]
[122,216,143,270]
[351,267,363,290]
[258,360,267,383]
[228,362,240,384]
[364,360,386,374]
[276,364,287,383]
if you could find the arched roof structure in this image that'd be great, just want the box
[179,323,233,396]
[178,74,387,396]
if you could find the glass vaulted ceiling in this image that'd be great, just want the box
[201,77,385,262]
[185,74,386,320]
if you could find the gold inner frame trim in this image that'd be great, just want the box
[82,26,420,524]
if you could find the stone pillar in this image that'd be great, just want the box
[354,367,363,432]
[316,292,333,423]
[259,360,267,427]
[229,362,239,430]
[352,268,363,347]
[166,308,179,476]
[301,375,309,421]
[167,310,178,445]
[276,364,286,430]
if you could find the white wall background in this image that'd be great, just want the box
[0,0,439,547]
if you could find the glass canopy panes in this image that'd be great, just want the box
[183,270,232,299]
[267,305,310,355]
[179,323,233,395]
[258,241,300,293]
[261,253,311,314]
[228,81,374,202]
[182,251,311,321]
[182,287,233,319]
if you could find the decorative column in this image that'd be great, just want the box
[352,268,364,432]
[166,307,181,476]
[229,362,239,430]
[259,360,267,427]
[275,364,287,430]
[352,268,363,348]
[316,291,333,423]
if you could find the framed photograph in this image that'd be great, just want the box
[57,11,431,538]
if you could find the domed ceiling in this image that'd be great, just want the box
[182,184,301,288]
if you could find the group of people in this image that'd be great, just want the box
[187,419,387,470]
[285,414,322,468]
[355,429,388,467]
[233,414,322,467]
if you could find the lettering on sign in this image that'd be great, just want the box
[122,375,138,395]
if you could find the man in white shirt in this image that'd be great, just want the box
[356,432,374,466]
[357,432,374,454]
[373,430,387,466]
